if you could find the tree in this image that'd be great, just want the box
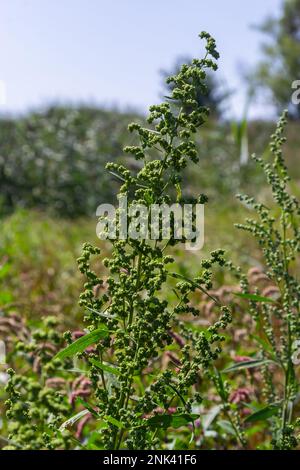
[252,0,300,119]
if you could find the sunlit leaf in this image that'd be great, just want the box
[59,409,90,431]
[234,293,277,303]
[104,415,124,429]
[218,419,236,436]
[89,358,120,376]
[244,404,280,423]
[54,326,109,360]
[76,397,98,417]
[144,413,198,430]
[222,359,273,373]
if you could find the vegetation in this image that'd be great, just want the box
[0,28,300,451]
[160,55,231,119]
[235,111,300,449]
[0,107,139,217]
[251,0,300,118]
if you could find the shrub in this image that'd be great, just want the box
[0,107,139,217]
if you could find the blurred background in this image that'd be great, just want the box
[0,0,299,323]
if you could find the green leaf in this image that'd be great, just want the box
[0,264,10,279]
[251,334,274,356]
[245,423,265,437]
[54,326,109,360]
[76,397,99,417]
[145,413,198,430]
[218,419,236,436]
[244,404,280,423]
[104,415,124,429]
[89,358,120,376]
[222,359,273,373]
[202,405,222,432]
[213,369,228,401]
[234,293,277,303]
[0,291,13,304]
[59,409,90,431]
[175,183,182,202]
[108,171,126,182]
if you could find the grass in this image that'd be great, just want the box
[0,202,257,329]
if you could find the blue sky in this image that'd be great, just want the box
[1,0,282,118]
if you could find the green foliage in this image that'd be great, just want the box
[160,55,231,119]
[251,0,300,118]
[4,32,246,450]
[68,32,244,450]
[0,209,96,322]
[55,326,109,360]
[235,111,300,449]
[244,404,281,424]
[0,107,138,217]
[2,31,300,452]
[4,317,74,450]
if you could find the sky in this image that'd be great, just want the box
[1,0,282,119]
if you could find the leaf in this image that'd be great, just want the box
[244,404,280,423]
[251,334,273,355]
[59,409,90,431]
[218,420,236,436]
[202,405,222,432]
[213,369,228,401]
[234,293,277,303]
[245,424,265,437]
[54,326,109,360]
[222,359,273,373]
[89,358,120,376]
[175,183,182,202]
[65,367,87,374]
[108,171,126,182]
[145,413,198,430]
[0,291,13,304]
[76,397,98,417]
[104,415,124,429]
[0,264,10,279]
[189,431,195,444]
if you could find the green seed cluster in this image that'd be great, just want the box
[67,33,241,450]
[4,317,73,450]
